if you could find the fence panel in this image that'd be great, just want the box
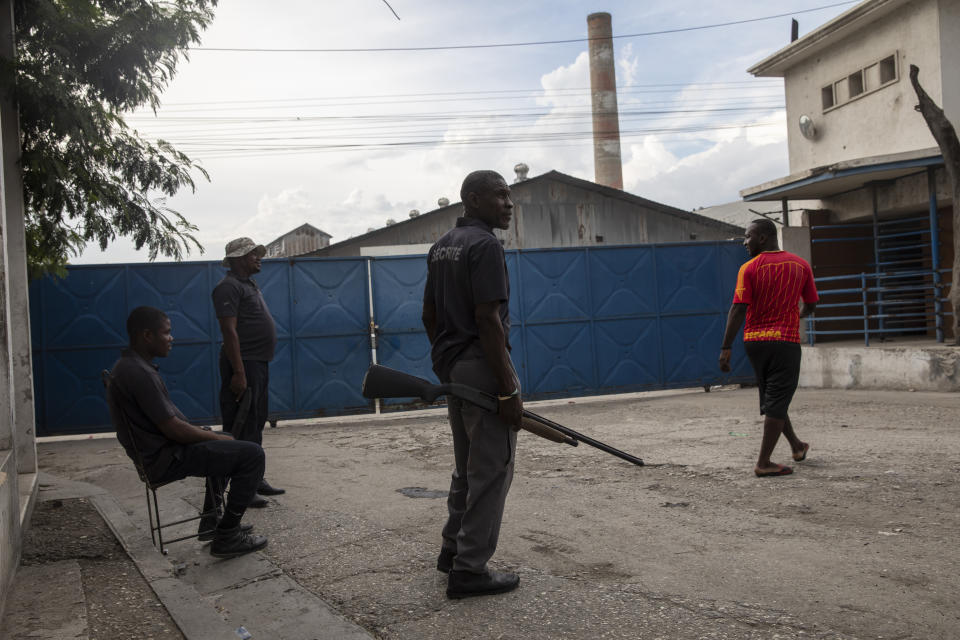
[31,241,754,435]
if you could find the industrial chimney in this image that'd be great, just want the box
[587,12,624,190]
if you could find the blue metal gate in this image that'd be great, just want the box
[30,240,753,436]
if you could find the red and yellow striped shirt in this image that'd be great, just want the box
[733,251,818,343]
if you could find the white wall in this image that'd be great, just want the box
[783,0,945,173]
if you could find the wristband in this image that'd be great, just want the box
[720,345,732,350]
[497,387,519,401]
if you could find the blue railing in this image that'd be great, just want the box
[806,268,952,346]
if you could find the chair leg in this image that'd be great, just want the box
[145,483,157,548]
[150,487,167,555]
[145,478,231,554]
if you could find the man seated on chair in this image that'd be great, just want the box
[109,305,268,558]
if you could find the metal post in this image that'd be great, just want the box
[861,272,870,347]
[781,198,790,228]
[365,259,380,414]
[871,184,884,337]
[927,167,944,342]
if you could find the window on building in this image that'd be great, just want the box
[821,85,835,110]
[879,55,897,84]
[822,51,898,113]
[848,70,864,97]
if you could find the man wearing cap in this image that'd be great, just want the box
[213,238,284,506]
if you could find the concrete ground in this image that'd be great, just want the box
[7,386,960,639]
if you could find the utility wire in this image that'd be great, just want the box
[192,2,856,52]
[380,0,400,20]
[142,80,783,108]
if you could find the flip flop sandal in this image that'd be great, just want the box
[755,464,793,477]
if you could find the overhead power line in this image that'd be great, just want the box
[140,80,783,109]
[380,0,400,21]
[192,2,857,53]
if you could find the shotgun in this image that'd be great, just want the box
[361,364,644,466]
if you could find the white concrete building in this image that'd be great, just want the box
[741,0,957,344]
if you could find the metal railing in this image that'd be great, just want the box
[806,268,952,346]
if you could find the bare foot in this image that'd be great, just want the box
[792,442,810,462]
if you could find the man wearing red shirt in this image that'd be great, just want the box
[719,219,819,477]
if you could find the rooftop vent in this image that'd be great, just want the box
[514,163,529,183]
[438,197,450,207]
[409,209,420,218]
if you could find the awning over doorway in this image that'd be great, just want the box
[740,148,944,202]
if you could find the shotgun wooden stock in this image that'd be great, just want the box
[361,364,577,446]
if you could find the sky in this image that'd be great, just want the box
[73,0,859,265]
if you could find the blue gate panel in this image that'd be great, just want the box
[41,348,120,433]
[30,241,755,435]
[160,343,218,421]
[293,335,371,415]
[127,264,215,343]
[660,314,725,385]
[269,339,295,417]
[519,250,591,322]
[655,244,724,314]
[719,242,749,299]
[291,259,368,336]
[258,262,291,338]
[589,247,657,317]
[523,322,594,394]
[42,267,127,348]
[376,332,435,406]
[594,318,661,388]
[376,332,434,381]
[372,256,428,333]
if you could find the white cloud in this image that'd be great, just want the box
[624,131,788,210]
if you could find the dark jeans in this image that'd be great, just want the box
[156,439,265,512]
[220,352,269,445]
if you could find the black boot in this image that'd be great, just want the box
[446,570,519,599]
[436,548,456,573]
[257,479,285,496]
[247,495,270,508]
[210,526,268,558]
[198,516,253,542]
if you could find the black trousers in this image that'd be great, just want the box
[219,352,270,445]
[155,439,265,512]
[440,355,518,574]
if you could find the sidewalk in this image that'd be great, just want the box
[5,386,960,639]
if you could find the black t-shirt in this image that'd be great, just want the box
[424,217,510,380]
[108,349,187,482]
[212,271,278,362]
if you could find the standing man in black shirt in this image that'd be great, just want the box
[213,238,284,507]
[422,170,522,600]
[109,306,267,558]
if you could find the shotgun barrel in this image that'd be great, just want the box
[362,365,648,465]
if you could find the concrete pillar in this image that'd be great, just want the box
[0,0,23,616]
[0,0,35,479]
[587,12,624,190]
[783,225,813,343]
